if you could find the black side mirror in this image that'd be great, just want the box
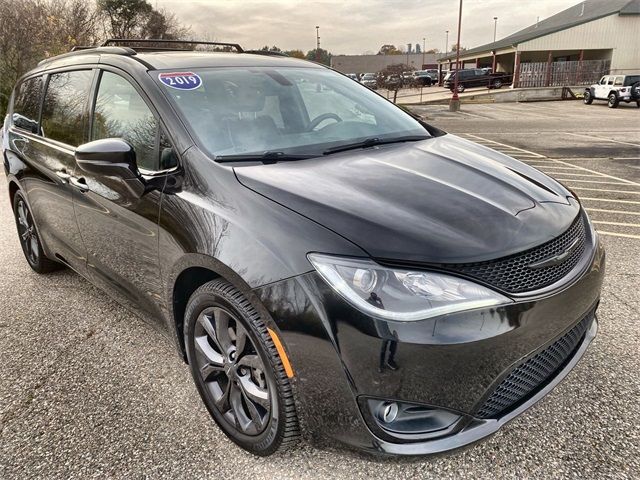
[12,113,39,134]
[75,138,146,197]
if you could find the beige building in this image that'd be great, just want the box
[331,53,438,74]
[438,0,639,87]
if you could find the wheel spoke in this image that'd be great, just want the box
[238,373,269,409]
[214,378,232,411]
[237,354,262,370]
[213,308,233,351]
[229,382,253,433]
[240,385,267,430]
[194,335,225,367]
[30,237,39,259]
[198,313,224,352]
[18,202,29,228]
[200,362,224,379]
[234,322,247,356]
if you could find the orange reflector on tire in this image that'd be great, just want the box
[267,327,294,378]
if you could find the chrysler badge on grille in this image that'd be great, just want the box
[527,238,581,269]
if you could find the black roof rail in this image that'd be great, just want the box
[38,46,135,66]
[101,38,244,53]
[244,50,289,57]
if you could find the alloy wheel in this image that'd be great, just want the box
[193,306,271,435]
[15,199,39,265]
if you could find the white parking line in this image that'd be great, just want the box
[597,231,640,239]
[463,134,547,158]
[545,160,640,185]
[586,208,640,216]
[571,187,640,195]
[534,166,582,170]
[544,172,608,177]
[593,220,640,227]
[565,132,640,147]
[555,179,629,185]
[581,197,640,205]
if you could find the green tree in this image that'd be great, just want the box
[284,49,305,59]
[98,0,152,38]
[306,48,331,66]
[260,45,282,52]
[378,44,402,55]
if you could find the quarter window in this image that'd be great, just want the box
[12,77,43,134]
[92,71,159,171]
[41,70,93,146]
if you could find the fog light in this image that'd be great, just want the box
[364,398,463,440]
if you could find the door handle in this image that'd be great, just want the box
[69,176,89,193]
[55,170,71,182]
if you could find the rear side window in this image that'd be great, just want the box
[12,77,43,133]
[92,71,159,171]
[614,76,623,86]
[41,70,93,146]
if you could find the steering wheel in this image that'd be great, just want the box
[308,113,342,131]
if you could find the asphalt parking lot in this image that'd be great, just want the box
[1,100,639,479]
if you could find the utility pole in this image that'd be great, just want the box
[449,0,463,112]
[492,16,498,72]
[422,37,426,69]
[315,26,320,62]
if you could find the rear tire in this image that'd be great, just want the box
[492,79,503,89]
[12,191,61,274]
[456,84,465,93]
[607,92,619,108]
[583,90,593,104]
[184,279,300,456]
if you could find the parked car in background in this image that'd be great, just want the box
[384,74,403,90]
[443,68,513,92]
[360,72,378,89]
[346,73,359,81]
[584,74,640,108]
[425,69,439,82]
[413,70,434,87]
[401,71,414,85]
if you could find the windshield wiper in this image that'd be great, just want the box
[215,151,316,164]
[322,135,430,156]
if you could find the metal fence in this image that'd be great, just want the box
[518,59,611,88]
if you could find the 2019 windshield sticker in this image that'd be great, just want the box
[158,72,202,90]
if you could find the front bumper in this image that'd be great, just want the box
[254,236,605,455]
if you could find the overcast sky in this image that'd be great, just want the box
[158,0,579,54]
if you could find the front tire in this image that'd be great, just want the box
[583,90,593,104]
[492,79,503,89]
[13,191,61,274]
[184,279,300,456]
[608,92,619,108]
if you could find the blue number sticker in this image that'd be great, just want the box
[158,72,202,90]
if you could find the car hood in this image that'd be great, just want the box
[235,134,579,264]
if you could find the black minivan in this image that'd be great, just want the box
[2,40,604,457]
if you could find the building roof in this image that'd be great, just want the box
[440,0,640,60]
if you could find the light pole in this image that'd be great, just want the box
[449,0,463,112]
[445,30,449,55]
[492,17,498,72]
[422,37,426,69]
[315,25,320,62]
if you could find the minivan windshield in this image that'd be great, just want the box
[155,67,429,159]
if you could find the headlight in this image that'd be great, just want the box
[308,253,511,321]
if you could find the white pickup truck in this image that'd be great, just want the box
[584,74,640,108]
